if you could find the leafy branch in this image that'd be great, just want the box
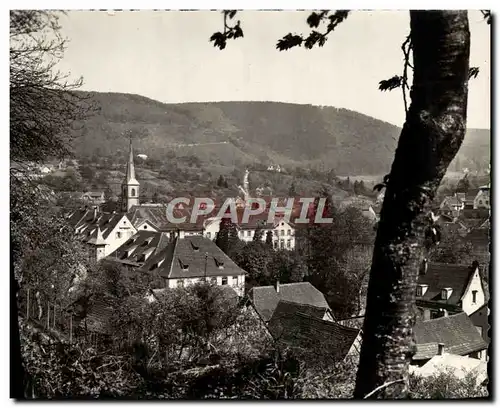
[209,10,243,50]
[379,33,481,114]
[276,10,350,51]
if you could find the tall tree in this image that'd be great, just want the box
[210,9,476,398]
[265,230,274,248]
[355,11,471,398]
[10,11,91,398]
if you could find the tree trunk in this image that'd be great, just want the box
[354,11,470,399]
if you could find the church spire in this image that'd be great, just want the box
[125,135,138,184]
[121,135,140,212]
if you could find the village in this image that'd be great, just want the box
[10,9,491,401]
[17,137,491,395]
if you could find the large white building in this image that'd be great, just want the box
[106,231,246,296]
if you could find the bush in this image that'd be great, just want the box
[408,371,488,399]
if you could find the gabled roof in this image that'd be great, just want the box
[109,232,246,280]
[413,313,487,360]
[268,311,359,362]
[270,299,331,322]
[442,196,463,207]
[127,204,203,232]
[466,228,490,247]
[248,282,330,322]
[75,211,128,241]
[416,263,477,307]
[107,230,172,267]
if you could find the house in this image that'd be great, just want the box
[247,281,330,322]
[440,194,465,213]
[82,191,106,206]
[469,304,490,346]
[106,232,247,296]
[412,312,488,365]
[66,208,137,261]
[267,309,361,363]
[474,185,490,210]
[415,261,487,319]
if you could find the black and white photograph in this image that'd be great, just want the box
[9,6,491,400]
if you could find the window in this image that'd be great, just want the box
[143,225,148,229]
[222,277,228,285]
[287,239,291,248]
[116,231,122,239]
[210,277,217,284]
[280,240,285,249]
[274,230,279,237]
[486,200,489,206]
[247,230,251,237]
[472,290,478,304]
[240,231,244,237]
[131,188,136,197]
[177,280,184,288]
[232,276,239,285]
[287,229,291,236]
[280,230,285,236]
[274,241,278,249]
[416,286,422,297]
[479,200,483,205]
[206,232,211,239]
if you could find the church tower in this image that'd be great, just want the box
[122,137,140,212]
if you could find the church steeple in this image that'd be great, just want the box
[122,136,140,212]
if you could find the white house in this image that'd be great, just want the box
[106,232,247,296]
[67,208,137,262]
[474,185,490,210]
[416,260,487,320]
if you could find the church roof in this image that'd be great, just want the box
[124,138,139,185]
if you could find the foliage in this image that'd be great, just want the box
[20,318,142,399]
[215,217,240,256]
[430,234,474,265]
[10,11,92,165]
[408,371,488,399]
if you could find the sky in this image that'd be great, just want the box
[57,10,491,129]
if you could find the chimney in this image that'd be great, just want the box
[437,343,445,356]
[93,207,98,222]
[275,279,280,293]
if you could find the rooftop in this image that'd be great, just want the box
[413,312,487,360]
[248,282,330,322]
[268,311,360,362]
[416,262,478,307]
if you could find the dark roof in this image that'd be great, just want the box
[461,208,490,220]
[270,300,331,322]
[465,228,490,247]
[248,282,330,322]
[416,263,477,307]
[268,311,359,362]
[114,234,247,280]
[128,204,194,231]
[72,210,127,241]
[413,313,487,360]
[107,230,172,267]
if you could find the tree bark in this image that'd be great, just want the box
[354,11,470,399]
